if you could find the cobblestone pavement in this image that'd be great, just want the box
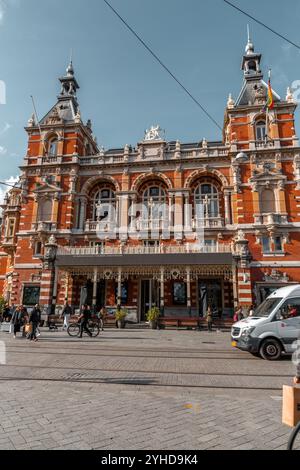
[0,328,297,450]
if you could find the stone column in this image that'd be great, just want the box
[92,268,98,308]
[160,268,165,316]
[79,197,87,230]
[186,267,191,317]
[224,191,231,225]
[174,191,183,240]
[119,193,129,240]
[117,268,122,307]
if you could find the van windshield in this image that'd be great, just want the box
[254,298,283,318]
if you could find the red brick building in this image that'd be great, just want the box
[1,37,300,321]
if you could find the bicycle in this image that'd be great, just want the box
[287,421,300,450]
[67,319,100,338]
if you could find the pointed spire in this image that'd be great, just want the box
[245,25,254,55]
[227,93,235,109]
[241,27,262,78]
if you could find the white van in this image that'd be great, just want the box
[231,285,300,360]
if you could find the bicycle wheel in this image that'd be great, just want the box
[287,421,300,450]
[67,323,80,337]
[89,323,100,338]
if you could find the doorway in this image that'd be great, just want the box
[80,280,106,310]
[198,279,222,317]
[140,279,160,321]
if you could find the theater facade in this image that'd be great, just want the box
[1,37,300,320]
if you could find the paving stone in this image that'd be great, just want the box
[0,329,294,450]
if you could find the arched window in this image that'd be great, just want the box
[256,121,266,141]
[37,199,53,222]
[142,185,168,224]
[92,188,116,221]
[48,138,58,156]
[194,183,219,219]
[260,189,276,213]
[248,61,257,73]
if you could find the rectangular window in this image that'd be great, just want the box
[34,241,42,256]
[173,282,187,305]
[262,237,271,253]
[274,237,283,252]
[22,286,40,306]
[6,218,15,238]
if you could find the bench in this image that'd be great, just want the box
[158,317,234,330]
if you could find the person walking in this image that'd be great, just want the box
[62,302,72,331]
[11,305,25,339]
[3,304,11,323]
[79,304,92,338]
[29,304,41,342]
[206,306,213,332]
[248,304,255,317]
[98,306,107,331]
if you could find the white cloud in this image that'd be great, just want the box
[0,146,7,155]
[0,0,19,24]
[0,123,11,135]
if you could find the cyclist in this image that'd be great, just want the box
[79,304,92,338]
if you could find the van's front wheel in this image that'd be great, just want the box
[260,339,282,361]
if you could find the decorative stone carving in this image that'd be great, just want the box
[232,164,241,193]
[144,125,164,141]
[286,87,294,103]
[43,236,57,269]
[233,231,251,267]
[27,114,36,127]
[263,269,289,283]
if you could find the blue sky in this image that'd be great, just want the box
[0,0,300,183]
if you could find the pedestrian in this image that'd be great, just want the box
[79,304,92,338]
[10,305,25,339]
[98,306,107,331]
[3,303,12,323]
[29,304,41,342]
[206,306,213,332]
[61,301,72,331]
[234,306,243,322]
[248,304,255,317]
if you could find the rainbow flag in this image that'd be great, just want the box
[267,78,274,110]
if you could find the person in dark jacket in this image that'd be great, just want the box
[3,304,12,322]
[79,305,92,338]
[11,305,25,339]
[29,304,41,342]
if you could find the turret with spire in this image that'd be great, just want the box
[58,60,80,105]
[241,26,262,78]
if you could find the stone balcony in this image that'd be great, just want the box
[31,222,57,232]
[57,243,232,257]
[253,213,288,226]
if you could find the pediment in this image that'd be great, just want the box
[249,169,286,182]
[34,182,62,194]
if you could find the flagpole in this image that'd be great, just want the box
[265,69,271,144]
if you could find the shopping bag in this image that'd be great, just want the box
[282,385,300,427]
[24,324,32,334]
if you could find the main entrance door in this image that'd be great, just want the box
[80,280,106,310]
[198,279,222,317]
[140,279,160,321]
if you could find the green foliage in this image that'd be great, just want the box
[0,297,6,315]
[146,307,160,322]
[115,309,128,322]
